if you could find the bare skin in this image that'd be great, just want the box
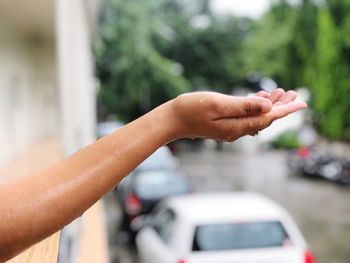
[0,89,306,261]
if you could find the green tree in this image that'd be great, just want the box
[242,1,297,87]
[155,17,249,93]
[153,0,248,94]
[309,7,350,139]
[326,0,350,139]
[94,0,189,121]
[94,0,350,140]
[243,0,350,141]
[287,0,319,88]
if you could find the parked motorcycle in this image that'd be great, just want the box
[287,146,350,187]
[337,160,350,186]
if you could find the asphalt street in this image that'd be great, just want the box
[105,142,350,263]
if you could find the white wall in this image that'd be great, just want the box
[0,2,100,261]
[0,22,58,164]
[0,0,98,163]
[56,0,97,156]
[55,1,99,262]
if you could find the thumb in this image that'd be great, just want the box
[216,96,272,119]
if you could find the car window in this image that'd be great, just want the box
[134,170,189,199]
[193,221,290,251]
[150,209,176,244]
[138,147,177,170]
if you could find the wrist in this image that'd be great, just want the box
[152,98,186,143]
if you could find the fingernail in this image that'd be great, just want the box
[300,101,308,108]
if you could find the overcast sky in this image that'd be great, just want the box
[211,0,272,19]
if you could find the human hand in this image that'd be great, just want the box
[255,88,299,107]
[168,89,306,142]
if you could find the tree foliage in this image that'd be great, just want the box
[154,5,250,93]
[94,0,190,121]
[242,0,350,140]
[95,0,350,140]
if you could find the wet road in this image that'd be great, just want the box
[105,143,350,263]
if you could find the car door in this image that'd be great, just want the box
[137,208,178,263]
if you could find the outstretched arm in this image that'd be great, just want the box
[0,89,306,261]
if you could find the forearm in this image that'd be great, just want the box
[0,89,305,261]
[0,101,176,261]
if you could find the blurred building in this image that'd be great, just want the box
[0,0,58,163]
[0,0,107,262]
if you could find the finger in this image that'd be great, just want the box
[215,113,272,141]
[225,100,306,139]
[270,100,307,119]
[255,91,270,98]
[212,117,257,142]
[237,101,306,136]
[274,90,298,106]
[212,100,306,142]
[215,96,272,118]
[268,88,285,104]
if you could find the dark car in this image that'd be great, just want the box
[115,146,191,235]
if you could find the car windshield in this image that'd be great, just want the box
[138,147,177,170]
[134,170,189,199]
[193,221,289,251]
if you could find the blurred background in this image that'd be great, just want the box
[1,0,350,263]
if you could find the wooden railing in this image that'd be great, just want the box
[0,139,62,263]
[7,234,60,263]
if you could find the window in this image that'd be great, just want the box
[193,221,290,251]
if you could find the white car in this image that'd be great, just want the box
[136,192,316,263]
